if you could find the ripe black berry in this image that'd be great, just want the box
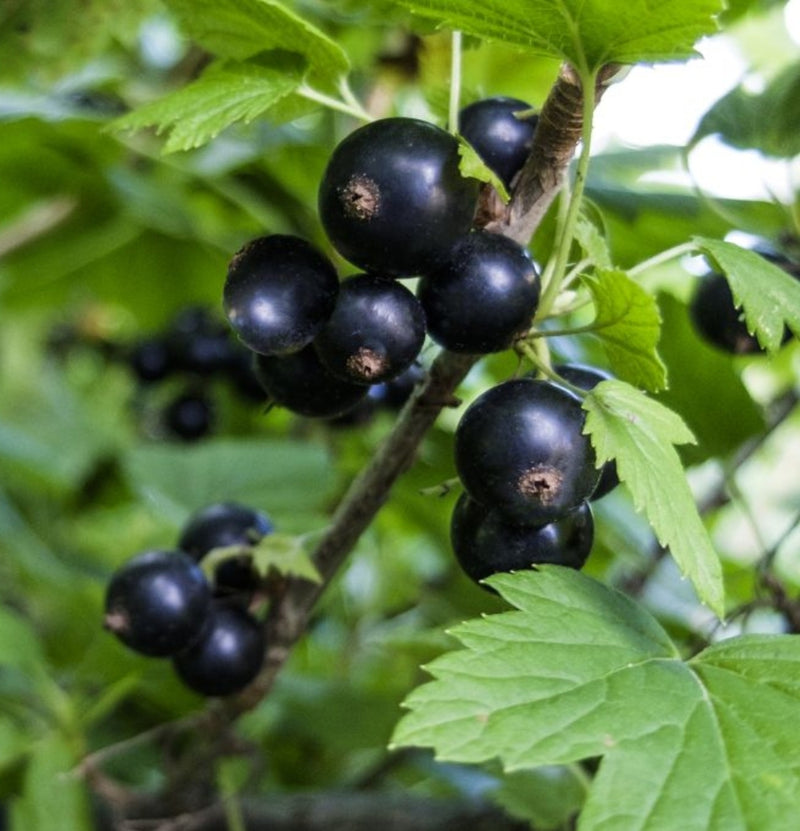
[164,389,214,441]
[253,344,368,418]
[224,235,339,356]
[172,602,264,696]
[318,118,479,276]
[179,502,273,595]
[104,550,212,657]
[689,271,761,355]
[129,337,174,384]
[454,378,600,525]
[554,364,619,499]
[451,493,594,586]
[382,361,425,410]
[458,96,538,189]
[313,273,426,384]
[417,231,540,353]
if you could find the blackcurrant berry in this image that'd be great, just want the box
[554,364,619,499]
[451,493,594,586]
[318,118,479,276]
[417,231,540,353]
[129,337,173,384]
[172,602,264,696]
[689,271,762,355]
[454,378,600,526]
[223,235,339,356]
[164,389,214,441]
[104,550,212,657]
[313,273,426,385]
[253,344,368,418]
[179,502,273,595]
[458,96,538,189]
[381,361,426,410]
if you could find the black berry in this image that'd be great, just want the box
[554,364,619,499]
[129,337,174,384]
[451,493,594,586]
[179,502,273,595]
[253,344,368,418]
[417,230,540,353]
[689,271,762,355]
[313,273,426,385]
[458,96,538,189]
[104,550,212,657]
[454,378,600,526]
[318,118,479,276]
[164,389,214,441]
[172,602,265,696]
[224,235,339,356]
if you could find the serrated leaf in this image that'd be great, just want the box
[251,534,321,582]
[392,568,800,831]
[113,59,302,152]
[574,216,612,270]
[164,0,349,83]
[457,137,509,202]
[391,0,722,70]
[691,61,800,158]
[582,269,666,392]
[583,380,724,617]
[693,237,800,352]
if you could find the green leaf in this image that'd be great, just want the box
[574,216,612,270]
[582,269,666,392]
[693,237,800,352]
[121,438,335,529]
[691,61,800,158]
[251,534,322,582]
[10,732,92,831]
[0,606,47,672]
[583,380,724,617]
[391,0,723,70]
[164,0,349,82]
[457,137,509,202]
[392,568,800,831]
[491,766,587,830]
[113,59,303,153]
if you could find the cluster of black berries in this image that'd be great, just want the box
[222,97,541,420]
[103,502,272,696]
[126,306,263,441]
[450,364,617,587]
[690,241,800,355]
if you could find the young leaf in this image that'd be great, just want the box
[693,237,800,352]
[582,269,666,392]
[251,533,322,582]
[391,0,723,70]
[164,0,349,83]
[392,568,800,831]
[113,60,303,153]
[583,380,724,617]
[457,137,510,202]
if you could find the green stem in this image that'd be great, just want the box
[296,83,372,121]
[627,241,697,278]
[448,31,463,134]
[535,68,598,320]
[516,341,586,397]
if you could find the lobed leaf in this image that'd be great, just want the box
[113,59,303,153]
[391,0,723,70]
[582,269,666,392]
[164,0,349,82]
[392,568,800,830]
[583,380,724,617]
[693,237,800,352]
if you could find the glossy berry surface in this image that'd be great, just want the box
[253,344,368,418]
[224,235,339,356]
[164,390,214,441]
[555,363,619,499]
[179,502,274,594]
[458,96,538,189]
[172,602,265,697]
[318,118,479,276]
[313,273,426,384]
[104,549,212,657]
[454,378,600,526]
[451,494,594,586]
[417,231,540,353]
